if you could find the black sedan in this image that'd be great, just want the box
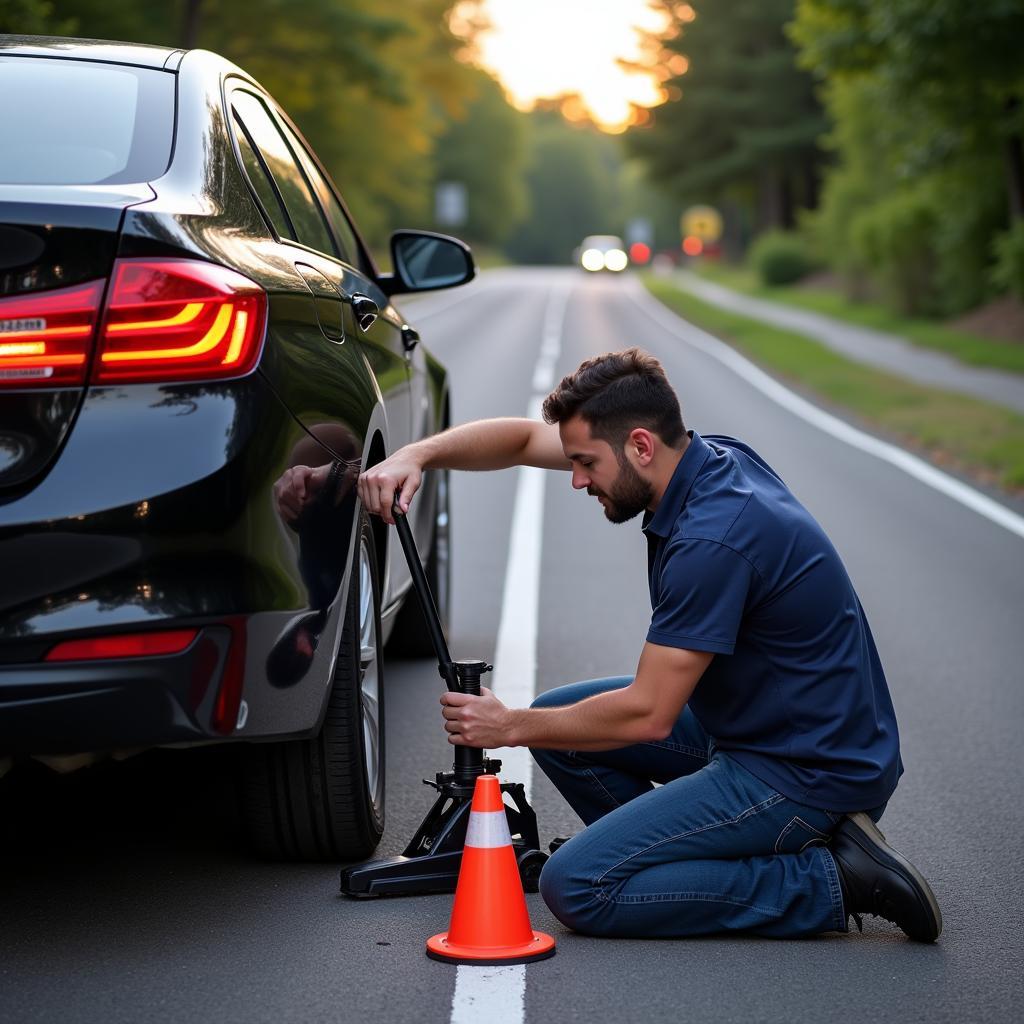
[0,36,470,861]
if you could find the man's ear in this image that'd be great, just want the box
[628,428,656,467]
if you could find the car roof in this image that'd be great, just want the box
[0,35,182,70]
[582,235,625,249]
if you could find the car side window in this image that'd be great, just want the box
[278,120,364,271]
[232,117,293,240]
[230,91,336,257]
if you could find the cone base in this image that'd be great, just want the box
[426,931,556,966]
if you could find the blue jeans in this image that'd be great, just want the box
[530,677,877,939]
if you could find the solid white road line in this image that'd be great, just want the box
[450,965,527,1024]
[631,279,1024,542]
[449,284,569,1024]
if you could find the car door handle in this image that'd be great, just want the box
[351,293,379,333]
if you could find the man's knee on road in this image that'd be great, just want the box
[538,841,611,936]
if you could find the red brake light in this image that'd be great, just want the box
[45,629,199,662]
[94,259,266,384]
[629,242,651,264]
[0,280,104,389]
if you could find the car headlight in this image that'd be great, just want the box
[581,248,605,272]
[603,249,628,272]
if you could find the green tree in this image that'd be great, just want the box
[504,106,623,265]
[629,0,827,231]
[790,0,1024,310]
[0,0,73,32]
[429,67,529,246]
[790,0,1024,222]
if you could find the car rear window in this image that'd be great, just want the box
[0,56,175,185]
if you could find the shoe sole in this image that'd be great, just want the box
[846,811,943,941]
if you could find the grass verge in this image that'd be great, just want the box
[692,261,1024,375]
[643,274,1024,492]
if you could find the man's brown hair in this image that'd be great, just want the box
[541,348,686,453]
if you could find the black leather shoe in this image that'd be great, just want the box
[831,812,942,942]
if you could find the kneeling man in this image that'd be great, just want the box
[359,349,941,942]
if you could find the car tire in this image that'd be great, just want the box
[239,509,385,861]
[387,467,450,658]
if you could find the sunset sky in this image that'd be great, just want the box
[464,0,671,131]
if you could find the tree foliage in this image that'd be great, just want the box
[790,0,1024,310]
[628,0,827,231]
[429,67,529,246]
[504,107,624,265]
[0,0,73,33]
[791,0,1024,217]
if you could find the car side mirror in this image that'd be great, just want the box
[380,230,475,296]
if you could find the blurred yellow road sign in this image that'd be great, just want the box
[681,206,723,243]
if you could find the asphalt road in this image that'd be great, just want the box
[2,267,1023,1023]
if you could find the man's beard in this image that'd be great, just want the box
[589,459,654,524]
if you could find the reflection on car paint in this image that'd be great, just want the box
[267,426,360,687]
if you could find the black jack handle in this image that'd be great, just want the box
[338,490,545,897]
[390,492,490,787]
[390,494,459,692]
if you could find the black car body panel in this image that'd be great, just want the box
[0,35,181,69]
[0,39,456,763]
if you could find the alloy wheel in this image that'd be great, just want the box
[358,535,383,814]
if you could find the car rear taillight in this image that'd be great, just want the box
[0,280,105,389]
[94,259,266,384]
[44,629,199,661]
[0,260,266,390]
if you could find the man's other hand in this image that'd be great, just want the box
[441,687,515,748]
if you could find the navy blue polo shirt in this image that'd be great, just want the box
[644,431,902,811]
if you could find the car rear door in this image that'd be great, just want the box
[267,111,429,612]
[226,86,414,606]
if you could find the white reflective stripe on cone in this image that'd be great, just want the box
[464,809,512,849]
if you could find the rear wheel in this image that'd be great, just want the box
[387,468,450,658]
[239,510,385,861]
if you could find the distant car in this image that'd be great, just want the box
[577,234,629,273]
[0,36,472,861]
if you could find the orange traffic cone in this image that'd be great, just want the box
[426,775,556,965]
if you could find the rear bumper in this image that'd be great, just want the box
[0,627,234,756]
[0,597,348,757]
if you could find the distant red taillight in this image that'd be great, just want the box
[0,279,105,389]
[45,629,199,662]
[93,259,266,384]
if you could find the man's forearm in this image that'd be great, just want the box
[505,689,663,751]
[412,418,554,472]
[360,416,566,520]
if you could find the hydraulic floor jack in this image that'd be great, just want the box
[339,498,549,898]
